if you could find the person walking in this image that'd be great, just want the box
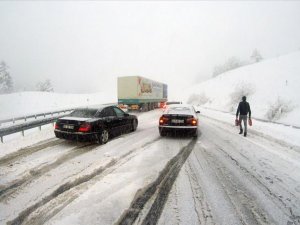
[236,96,251,137]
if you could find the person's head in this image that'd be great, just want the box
[242,96,246,101]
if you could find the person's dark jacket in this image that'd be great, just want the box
[236,100,251,117]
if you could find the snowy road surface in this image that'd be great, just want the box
[0,109,300,225]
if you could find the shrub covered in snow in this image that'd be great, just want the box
[229,82,255,111]
[266,97,294,121]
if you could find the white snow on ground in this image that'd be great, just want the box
[0,109,191,225]
[158,112,300,225]
[0,124,55,158]
[196,107,300,148]
[0,91,116,120]
[184,51,300,127]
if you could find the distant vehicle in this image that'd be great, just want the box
[54,106,138,144]
[162,101,183,109]
[118,76,168,111]
[166,101,182,105]
[158,104,200,137]
[118,104,129,113]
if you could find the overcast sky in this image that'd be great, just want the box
[0,1,300,98]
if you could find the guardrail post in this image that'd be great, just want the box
[22,129,24,137]
[35,115,37,119]
[25,117,27,122]
[39,126,41,131]
[13,118,15,124]
[1,136,3,143]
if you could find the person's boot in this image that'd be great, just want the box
[239,129,243,134]
[244,132,247,137]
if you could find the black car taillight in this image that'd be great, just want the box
[78,123,91,132]
[187,117,198,126]
[54,123,59,130]
[159,116,169,125]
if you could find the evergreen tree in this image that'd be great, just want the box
[0,61,13,94]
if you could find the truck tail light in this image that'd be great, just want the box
[54,123,59,130]
[78,123,91,132]
[159,116,169,125]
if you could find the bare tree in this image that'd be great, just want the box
[251,49,263,63]
[0,61,13,94]
[212,57,246,77]
[36,79,54,92]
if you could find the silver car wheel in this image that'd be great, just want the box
[101,129,109,144]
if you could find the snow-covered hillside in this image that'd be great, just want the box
[184,51,300,127]
[0,91,116,120]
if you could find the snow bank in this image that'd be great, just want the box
[184,51,300,127]
[0,91,116,120]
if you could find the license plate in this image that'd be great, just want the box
[63,124,74,129]
[172,119,184,124]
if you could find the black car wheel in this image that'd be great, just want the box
[159,128,166,137]
[131,119,138,132]
[192,129,198,137]
[98,129,109,144]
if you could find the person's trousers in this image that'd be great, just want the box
[239,115,248,133]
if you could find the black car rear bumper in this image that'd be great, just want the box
[159,125,197,135]
[54,129,98,142]
[159,125,197,129]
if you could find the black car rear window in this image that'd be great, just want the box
[168,106,191,113]
[69,109,98,118]
[167,107,191,114]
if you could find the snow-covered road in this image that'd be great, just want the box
[158,115,300,225]
[1,109,300,225]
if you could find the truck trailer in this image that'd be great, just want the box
[118,76,168,111]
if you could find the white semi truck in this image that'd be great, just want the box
[117,76,168,111]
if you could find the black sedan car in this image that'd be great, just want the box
[54,105,138,144]
[159,104,200,137]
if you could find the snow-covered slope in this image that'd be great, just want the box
[184,51,300,127]
[0,91,116,120]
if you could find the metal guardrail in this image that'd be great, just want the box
[0,108,75,126]
[0,116,65,143]
[0,103,118,143]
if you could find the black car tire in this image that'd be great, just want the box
[131,119,138,132]
[192,129,198,137]
[98,129,109,144]
[159,128,166,137]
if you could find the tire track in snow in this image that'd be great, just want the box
[201,114,300,154]
[198,120,300,224]
[184,159,215,225]
[204,120,300,224]
[192,144,269,225]
[116,137,197,225]
[7,137,161,225]
[214,146,300,224]
[0,142,96,200]
[0,138,63,167]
